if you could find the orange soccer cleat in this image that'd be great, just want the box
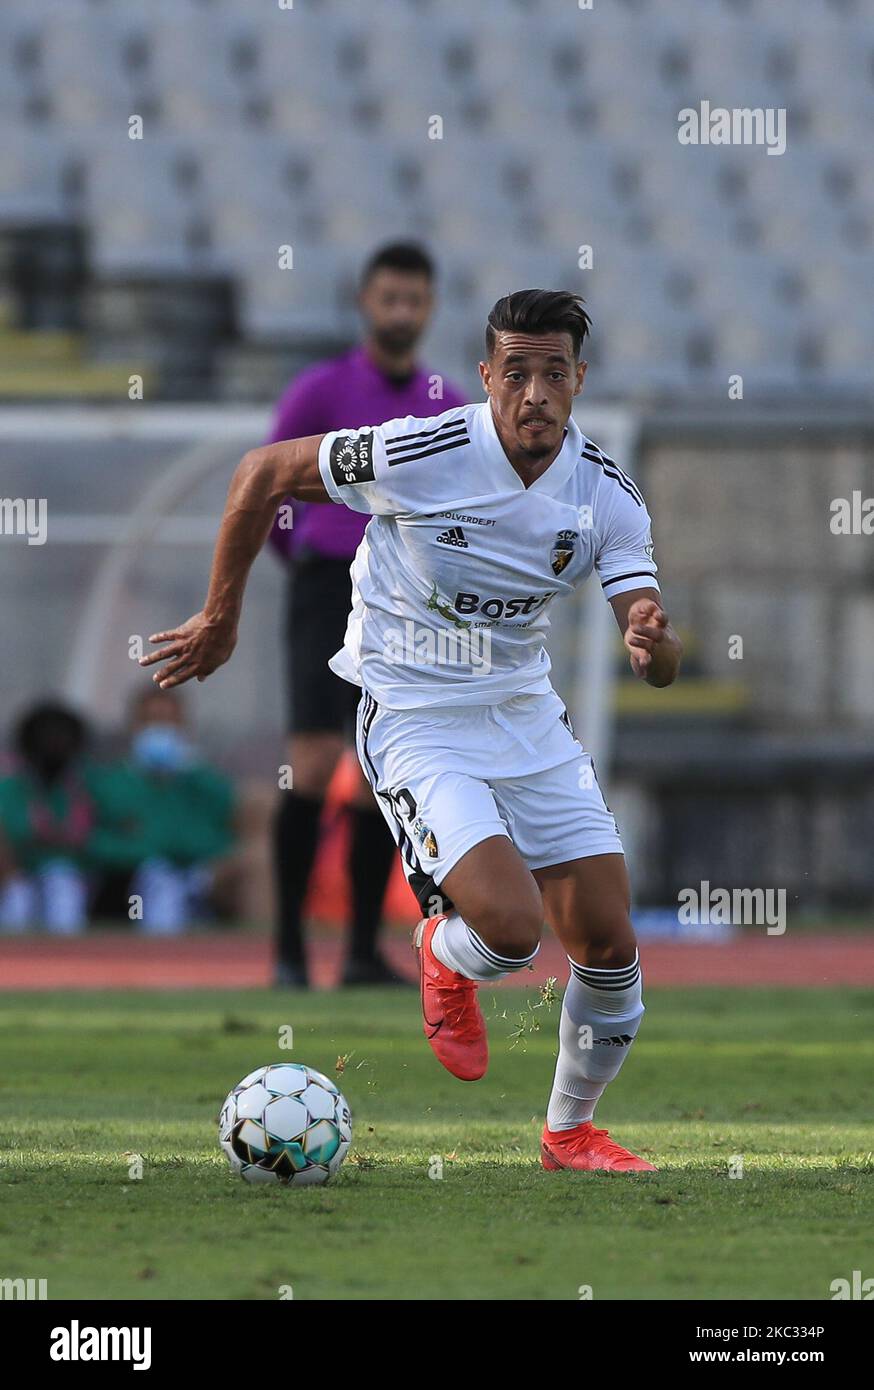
[541,1121,658,1173]
[412,916,488,1081]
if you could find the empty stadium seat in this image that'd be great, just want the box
[0,0,869,397]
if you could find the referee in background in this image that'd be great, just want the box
[269,242,466,988]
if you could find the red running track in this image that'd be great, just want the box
[0,930,872,990]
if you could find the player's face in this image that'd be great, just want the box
[359,269,434,356]
[480,332,586,461]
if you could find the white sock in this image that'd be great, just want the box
[546,952,644,1131]
[431,910,540,981]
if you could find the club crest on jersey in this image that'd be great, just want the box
[550,529,577,575]
[329,432,375,487]
[411,817,439,859]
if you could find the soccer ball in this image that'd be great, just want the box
[219,1063,352,1187]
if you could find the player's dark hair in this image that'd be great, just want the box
[486,289,592,360]
[361,241,435,285]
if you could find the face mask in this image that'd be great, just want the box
[131,724,194,774]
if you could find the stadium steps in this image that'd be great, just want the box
[0,325,154,399]
[615,677,750,717]
[613,625,750,718]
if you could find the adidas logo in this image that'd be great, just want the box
[436,526,468,548]
[593,1034,635,1048]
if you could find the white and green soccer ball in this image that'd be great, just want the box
[219,1064,351,1187]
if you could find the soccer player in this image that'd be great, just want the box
[141,290,682,1173]
[266,242,465,989]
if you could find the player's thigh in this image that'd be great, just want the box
[440,835,543,958]
[355,697,541,955]
[490,752,635,966]
[533,853,637,968]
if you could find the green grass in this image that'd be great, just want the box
[0,985,872,1300]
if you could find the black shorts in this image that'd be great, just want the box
[285,550,361,737]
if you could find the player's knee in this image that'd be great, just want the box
[477,902,543,960]
[579,930,637,970]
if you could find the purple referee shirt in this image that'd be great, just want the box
[267,345,467,561]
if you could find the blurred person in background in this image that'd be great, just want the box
[268,241,466,988]
[89,687,237,935]
[0,702,94,933]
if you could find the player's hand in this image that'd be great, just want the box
[138,611,237,689]
[623,597,668,679]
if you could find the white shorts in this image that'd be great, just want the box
[355,686,624,912]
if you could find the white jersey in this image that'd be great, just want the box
[317,401,659,709]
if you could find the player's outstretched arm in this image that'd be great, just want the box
[139,435,328,689]
[609,588,682,687]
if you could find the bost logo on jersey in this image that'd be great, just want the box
[453,590,557,620]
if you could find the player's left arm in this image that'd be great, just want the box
[590,461,682,687]
[609,587,682,687]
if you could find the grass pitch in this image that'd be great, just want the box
[0,984,871,1300]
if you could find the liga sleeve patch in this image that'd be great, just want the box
[328,431,375,487]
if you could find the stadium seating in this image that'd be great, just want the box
[0,0,870,398]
